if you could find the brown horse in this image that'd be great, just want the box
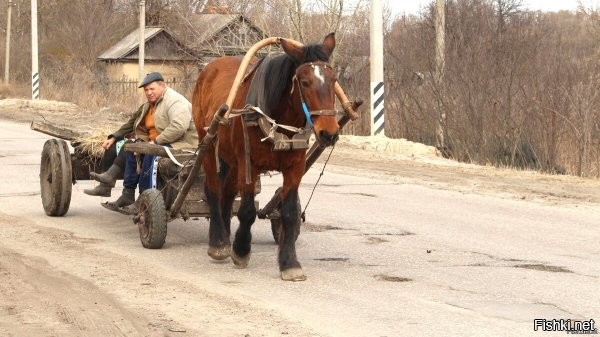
[192,33,339,281]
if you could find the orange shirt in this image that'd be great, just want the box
[144,104,158,141]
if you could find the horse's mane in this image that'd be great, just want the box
[261,43,330,116]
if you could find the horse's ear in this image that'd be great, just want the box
[321,33,336,58]
[280,37,305,62]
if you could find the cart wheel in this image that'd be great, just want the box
[271,197,301,244]
[40,139,72,216]
[136,188,167,249]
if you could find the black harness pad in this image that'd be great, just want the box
[245,52,284,121]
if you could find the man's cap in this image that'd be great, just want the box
[139,72,164,88]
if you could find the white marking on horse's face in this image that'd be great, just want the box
[314,65,325,86]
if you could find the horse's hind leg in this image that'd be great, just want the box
[231,173,257,268]
[204,151,231,260]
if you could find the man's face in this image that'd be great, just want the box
[144,81,165,103]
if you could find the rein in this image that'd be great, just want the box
[301,143,336,222]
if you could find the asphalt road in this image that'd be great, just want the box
[0,120,598,337]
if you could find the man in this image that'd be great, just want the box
[84,72,198,210]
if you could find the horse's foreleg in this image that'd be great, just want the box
[204,154,231,260]
[278,170,306,281]
[231,173,257,269]
[219,159,235,237]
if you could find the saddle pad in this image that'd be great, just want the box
[245,52,284,121]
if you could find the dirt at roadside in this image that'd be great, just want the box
[0,98,129,132]
[1,98,599,337]
[324,147,600,207]
[2,97,599,207]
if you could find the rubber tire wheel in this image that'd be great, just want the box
[40,139,72,216]
[136,188,167,249]
[271,197,301,244]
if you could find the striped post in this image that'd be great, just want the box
[370,0,384,135]
[32,72,39,99]
[31,0,39,99]
[371,81,384,135]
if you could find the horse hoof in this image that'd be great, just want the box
[231,250,251,269]
[207,245,231,260]
[281,268,306,281]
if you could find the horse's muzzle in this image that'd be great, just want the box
[318,130,339,146]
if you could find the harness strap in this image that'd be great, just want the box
[163,146,183,167]
[231,105,312,151]
[293,63,338,123]
[301,102,313,127]
[231,105,311,140]
[308,109,339,116]
[241,116,252,184]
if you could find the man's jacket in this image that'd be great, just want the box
[111,87,198,150]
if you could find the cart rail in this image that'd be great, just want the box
[31,119,83,141]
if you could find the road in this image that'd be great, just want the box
[0,120,598,337]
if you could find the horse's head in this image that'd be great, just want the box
[281,33,340,146]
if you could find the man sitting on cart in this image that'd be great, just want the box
[84,72,198,212]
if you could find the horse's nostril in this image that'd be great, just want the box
[319,130,339,144]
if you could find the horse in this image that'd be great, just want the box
[191,33,339,281]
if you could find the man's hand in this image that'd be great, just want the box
[101,137,116,150]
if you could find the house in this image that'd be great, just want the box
[97,13,266,83]
[178,13,266,58]
[97,27,197,82]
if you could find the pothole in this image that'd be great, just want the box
[374,274,412,282]
[314,257,350,262]
[514,264,573,273]
[341,192,377,197]
[362,231,414,236]
[366,237,389,244]
[303,224,346,232]
[0,192,40,198]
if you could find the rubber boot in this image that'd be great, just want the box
[112,188,136,208]
[83,182,112,197]
[120,197,141,216]
[90,164,123,187]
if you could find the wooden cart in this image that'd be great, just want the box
[33,37,362,250]
[33,120,225,248]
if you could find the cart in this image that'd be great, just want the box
[34,37,361,249]
[33,121,222,248]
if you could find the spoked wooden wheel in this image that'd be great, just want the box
[40,139,72,216]
[135,188,167,249]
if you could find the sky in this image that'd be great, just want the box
[386,0,589,16]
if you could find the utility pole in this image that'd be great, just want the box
[31,0,39,99]
[138,0,145,85]
[435,0,447,154]
[370,0,384,136]
[4,0,13,84]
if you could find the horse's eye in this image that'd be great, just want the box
[300,80,310,88]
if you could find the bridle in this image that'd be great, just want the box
[292,61,339,127]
